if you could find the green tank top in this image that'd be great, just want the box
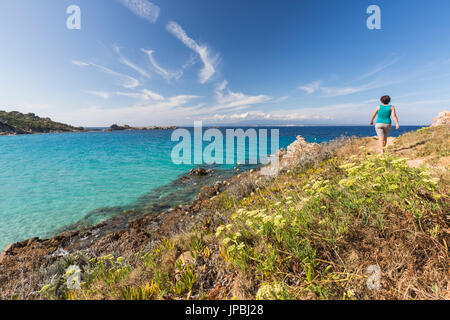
[376,105,392,124]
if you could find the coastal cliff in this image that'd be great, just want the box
[0,110,85,135]
[0,112,448,300]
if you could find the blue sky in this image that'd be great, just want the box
[1,0,450,126]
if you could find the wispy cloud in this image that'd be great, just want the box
[59,94,203,126]
[299,80,383,97]
[84,90,111,99]
[355,57,400,81]
[72,60,89,67]
[114,45,150,78]
[166,21,218,84]
[116,89,165,101]
[299,81,322,94]
[141,49,183,81]
[119,0,160,23]
[210,80,272,111]
[72,60,140,89]
[299,57,401,97]
[200,110,333,123]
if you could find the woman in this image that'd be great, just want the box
[370,95,400,154]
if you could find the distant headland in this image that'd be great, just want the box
[0,110,179,136]
[0,110,85,135]
[105,124,178,131]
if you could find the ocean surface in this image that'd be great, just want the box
[0,126,423,250]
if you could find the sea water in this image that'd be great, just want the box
[0,126,422,249]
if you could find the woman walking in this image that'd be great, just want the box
[370,95,400,154]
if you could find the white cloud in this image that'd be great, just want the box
[141,89,165,101]
[211,80,272,111]
[298,57,401,97]
[72,60,140,89]
[84,90,111,99]
[199,110,333,123]
[114,45,150,78]
[141,49,183,81]
[299,80,383,97]
[216,80,228,92]
[299,81,322,94]
[355,57,400,81]
[119,0,160,23]
[72,60,89,67]
[56,94,203,126]
[115,89,165,101]
[166,21,218,84]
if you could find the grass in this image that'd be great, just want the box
[38,125,449,300]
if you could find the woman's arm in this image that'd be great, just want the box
[370,107,379,125]
[392,106,400,129]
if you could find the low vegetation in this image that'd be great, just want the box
[0,110,84,134]
[35,125,450,300]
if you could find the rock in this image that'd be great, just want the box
[0,243,14,263]
[105,124,178,132]
[278,135,321,170]
[189,167,213,176]
[106,124,127,131]
[431,111,450,127]
[49,248,69,258]
[177,251,196,266]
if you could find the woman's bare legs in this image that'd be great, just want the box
[379,136,386,154]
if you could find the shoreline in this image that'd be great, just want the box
[0,117,448,299]
[0,127,180,137]
[0,129,425,252]
[0,132,326,265]
[0,134,315,255]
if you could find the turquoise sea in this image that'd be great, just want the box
[0,126,423,249]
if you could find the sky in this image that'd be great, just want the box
[1,0,450,126]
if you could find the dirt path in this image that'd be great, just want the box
[365,136,397,154]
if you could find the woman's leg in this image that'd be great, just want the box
[375,124,386,154]
[379,136,385,154]
[383,125,391,149]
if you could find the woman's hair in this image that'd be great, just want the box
[380,95,391,105]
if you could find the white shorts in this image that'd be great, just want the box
[375,123,391,137]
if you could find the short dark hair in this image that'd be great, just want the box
[380,95,391,105]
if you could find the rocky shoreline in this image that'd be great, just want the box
[0,111,448,299]
[0,111,86,136]
[0,133,326,298]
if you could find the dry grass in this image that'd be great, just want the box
[38,126,449,300]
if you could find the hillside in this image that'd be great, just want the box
[0,110,84,135]
[0,114,448,300]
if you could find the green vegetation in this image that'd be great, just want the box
[389,125,450,163]
[39,125,449,300]
[0,110,84,134]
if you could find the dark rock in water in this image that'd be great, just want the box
[106,124,128,131]
[190,167,213,176]
[105,124,178,131]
